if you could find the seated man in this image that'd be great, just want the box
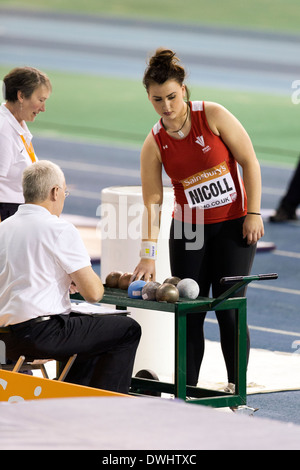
[0,160,141,394]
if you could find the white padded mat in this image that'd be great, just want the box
[0,395,300,450]
[199,340,300,394]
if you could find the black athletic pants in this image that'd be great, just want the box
[1,313,141,394]
[281,157,300,210]
[169,217,256,386]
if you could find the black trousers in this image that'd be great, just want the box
[1,313,141,394]
[281,157,300,210]
[0,203,20,221]
[169,217,256,386]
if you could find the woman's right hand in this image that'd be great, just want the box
[131,259,156,283]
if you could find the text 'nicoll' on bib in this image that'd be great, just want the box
[180,161,237,210]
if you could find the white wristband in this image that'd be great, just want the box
[140,241,157,260]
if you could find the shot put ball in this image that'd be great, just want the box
[105,271,123,288]
[177,278,199,299]
[118,272,133,290]
[156,283,179,303]
[163,276,181,286]
[128,280,147,299]
[142,281,161,301]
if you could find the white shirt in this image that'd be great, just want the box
[0,204,91,326]
[0,103,36,203]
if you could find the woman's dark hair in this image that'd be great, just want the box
[3,66,52,102]
[143,48,190,100]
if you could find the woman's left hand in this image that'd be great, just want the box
[243,214,264,245]
[69,281,79,294]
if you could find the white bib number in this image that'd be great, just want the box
[181,162,237,210]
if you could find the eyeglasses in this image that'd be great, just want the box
[55,186,70,198]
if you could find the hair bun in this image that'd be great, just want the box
[149,49,177,68]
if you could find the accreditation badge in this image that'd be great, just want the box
[181,161,237,209]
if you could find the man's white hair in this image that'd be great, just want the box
[23,160,65,203]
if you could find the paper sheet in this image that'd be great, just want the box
[70,301,129,316]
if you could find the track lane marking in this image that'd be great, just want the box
[274,250,300,259]
[206,318,300,337]
[249,283,300,295]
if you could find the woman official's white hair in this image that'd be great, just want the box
[22,160,65,203]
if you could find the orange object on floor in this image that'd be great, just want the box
[0,370,128,402]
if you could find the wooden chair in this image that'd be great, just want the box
[0,326,77,382]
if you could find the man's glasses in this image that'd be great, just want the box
[55,186,70,198]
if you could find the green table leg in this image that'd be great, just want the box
[175,308,187,400]
[235,298,247,402]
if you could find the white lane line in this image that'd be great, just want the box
[205,318,300,338]
[248,325,300,337]
[249,283,300,296]
[51,158,141,178]
[68,188,101,200]
[274,250,300,259]
[35,131,141,151]
[262,186,284,195]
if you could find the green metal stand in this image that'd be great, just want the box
[71,273,277,408]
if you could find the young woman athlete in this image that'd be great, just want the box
[132,48,264,389]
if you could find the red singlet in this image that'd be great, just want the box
[152,101,247,224]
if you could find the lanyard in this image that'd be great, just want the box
[20,135,36,163]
